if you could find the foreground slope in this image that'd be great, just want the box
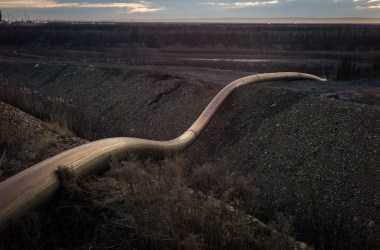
[0,93,309,250]
[0,59,379,248]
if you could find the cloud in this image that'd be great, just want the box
[128,5,166,13]
[356,5,380,9]
[207,1,279,9]
[354,0,380,2]
[0,0,166,13]
[354,0,380,9]
[1,0,378,19]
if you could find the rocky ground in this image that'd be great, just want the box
[0,58,379,249]
[0,100,87,179]
[249,97,379,248]
[188,81,380,249]
[0,88,308,250]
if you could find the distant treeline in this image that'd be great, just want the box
[0,23,379,51]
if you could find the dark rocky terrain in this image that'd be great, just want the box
[0,57,379,249]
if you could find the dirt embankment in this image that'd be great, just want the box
[0,100,87,178]
[187,80,380,249]
[0,59,379,249]
[0,60,230,140]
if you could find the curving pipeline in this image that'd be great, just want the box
[0,72,325,231]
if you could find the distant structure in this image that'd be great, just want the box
[0,10,2,22]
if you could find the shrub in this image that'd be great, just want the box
[336,57,361,80]
[44,121,74,138]
[0,158,304,249]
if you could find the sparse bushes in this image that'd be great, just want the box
[36,136,57,154]
[335,56,380,80]
[0,75,92,138]
[0,99,81,178]
[0,148,6,180]
[0,158,302,249]
[97,158,261,249]
[1,23,379,51]
[44,121,74,138]
[336,57,362,80]
[373,57,380,72]
[189,163,259,213]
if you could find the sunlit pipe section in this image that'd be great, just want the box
[0,72,325,231]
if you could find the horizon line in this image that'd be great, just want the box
[32,17,380,24]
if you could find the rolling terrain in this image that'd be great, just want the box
[0,53,379,249]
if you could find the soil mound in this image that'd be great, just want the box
[248,97,380,249]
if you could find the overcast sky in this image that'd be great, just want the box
[0,0,379,21]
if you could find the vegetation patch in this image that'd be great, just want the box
[0,157,308,249]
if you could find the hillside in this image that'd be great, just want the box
[0,102,308,249]
[0,59,379,249]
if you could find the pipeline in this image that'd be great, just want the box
[0,72,325,231]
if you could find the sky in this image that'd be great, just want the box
[0,0,379,21]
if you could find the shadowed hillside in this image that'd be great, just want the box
[0,55,379,248]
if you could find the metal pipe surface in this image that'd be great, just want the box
[0,72,325,231]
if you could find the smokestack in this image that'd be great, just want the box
[0,10,2,22]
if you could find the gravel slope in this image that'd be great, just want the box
[0,100,87,178]
[186,83,380,249]
[248,97,380,249]
[1,59,379,248]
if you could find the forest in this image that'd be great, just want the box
[0,22,379,51]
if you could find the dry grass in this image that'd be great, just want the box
[0,72,305,249]
[44,121,75,138]
[36,136,57,156]
[0,158,303,250]
[0,149,6,180]
[0,89,304,248]
[0,76,89,138]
